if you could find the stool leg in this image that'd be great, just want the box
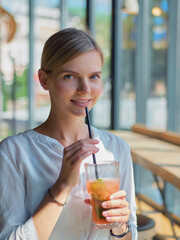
[153,175,178,240]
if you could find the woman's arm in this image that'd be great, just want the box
[0,138,99,240]
[0,150,37,240]
[33,138,99,240]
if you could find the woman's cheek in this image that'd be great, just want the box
[56,82,74,93]
[95,81,103,97]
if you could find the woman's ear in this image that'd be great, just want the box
[38,69,49,90]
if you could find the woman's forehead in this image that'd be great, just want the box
[55,50,103,72]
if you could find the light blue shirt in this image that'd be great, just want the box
[0,127,137,240]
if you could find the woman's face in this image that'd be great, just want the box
[41,50,103,118]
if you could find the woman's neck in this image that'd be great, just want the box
[34,112,89,147]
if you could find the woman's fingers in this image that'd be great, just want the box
[58,138,99,190]
[102,202,130,223]
[104,215,130,223]
[66,146,99,165]
[110,190,126,200]
[64,139,99,164]
[102,207,131,218]
[102,190,130,223]
[64,139,99,153]
[69,149,97,165]
[102,198,129,209]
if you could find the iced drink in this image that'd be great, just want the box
[85,162,119,229]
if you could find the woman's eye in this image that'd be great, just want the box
[63,74,74,80]
[90,75,100,80]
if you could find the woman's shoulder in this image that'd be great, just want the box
[0,130,32,147]
[0,130,37,158]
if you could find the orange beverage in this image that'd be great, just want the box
[86,178,119,225]
[85,161,120,229]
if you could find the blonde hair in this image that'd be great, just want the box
[41,28,104,72]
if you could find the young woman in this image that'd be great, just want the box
[0,28,137,240]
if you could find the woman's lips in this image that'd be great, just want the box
[71,99,92,107]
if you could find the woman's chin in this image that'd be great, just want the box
[71,108,89,117]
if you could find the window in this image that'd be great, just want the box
[147,0,168,130]
[120,13,137,129]
[0,0,29,137]
[34,0,60,124]
[93,0,112,129]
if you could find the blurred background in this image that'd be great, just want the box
[1,0,179,136]
[0,0,179,239]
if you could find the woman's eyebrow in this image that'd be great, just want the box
[59,70,79,74]
[59,70,102,75]
[91,71,102,75]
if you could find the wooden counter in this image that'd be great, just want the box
[110,130,180,190]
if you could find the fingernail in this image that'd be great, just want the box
[110,195,115,199]
[106,217,111,221]
[102,211,108,217]
[102,202,107,208]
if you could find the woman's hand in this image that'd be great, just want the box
[84,190,131,238]
[57,139,99,191]
[102,190,130,233]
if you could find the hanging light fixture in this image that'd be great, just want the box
[122,0,139,15]
[0,6,17,43]
[152,6,162,17]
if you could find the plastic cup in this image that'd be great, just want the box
[84,161,120,229]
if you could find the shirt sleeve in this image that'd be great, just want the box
[0,149,38,240]
[119,140,138,240]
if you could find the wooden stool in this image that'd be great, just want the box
[137,214,156,240]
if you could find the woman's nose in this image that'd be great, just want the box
[77,78,91,93]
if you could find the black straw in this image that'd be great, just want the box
[85,107,99,179]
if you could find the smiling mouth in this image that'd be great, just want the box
[73,100,89,103]
[71,99,91,102]
[71,99,92,106]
